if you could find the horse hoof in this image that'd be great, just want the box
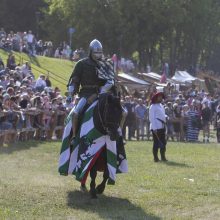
[96,184,105,194]
[80,184,88,192]
[90,192,97,199]
[90,189,97,199]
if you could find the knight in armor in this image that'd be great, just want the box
[67,39,115,139]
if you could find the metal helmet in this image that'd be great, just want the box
[89,39,103,60]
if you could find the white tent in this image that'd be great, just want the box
[117,72,150,90]
[171,71,204,83]
[137,72,161,82]
[137,72,173,83]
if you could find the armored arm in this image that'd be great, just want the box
[67,61,82,95]
[99,79,115,94]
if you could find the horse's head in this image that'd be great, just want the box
[96,93,122,141]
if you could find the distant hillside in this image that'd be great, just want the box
[0,49,74,93]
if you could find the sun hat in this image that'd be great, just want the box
[151,92,165,104]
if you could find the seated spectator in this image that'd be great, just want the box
[6,87,15,96]
[0,86,3,95]
[21,62,32,77]
[42,95,52,129]
[35,74,46,92]
[6,53,16,70]
[0,76,7,89]
[14,66,23,81]
[0,28,6,40]
[3,93,19,129]
[0,57,4,71]
[0,97,13,131]
[45,75,52,87]
[64,96,74,113]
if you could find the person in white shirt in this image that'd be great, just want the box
[21,62,31,77]
[149,92,167,162]
[35,74,46,92]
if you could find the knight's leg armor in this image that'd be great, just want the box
[120,106,128,129]
[71,97,87,138]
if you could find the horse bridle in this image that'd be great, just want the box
[97,94,120,134]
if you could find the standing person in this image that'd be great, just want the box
[165,102,175,141]
[0,57,4,71]
[215,104,220,143]
[123,96,135,140]
[201,101,212,143]
[135,98,147,140]
[149,92,167,162]
[6,53,16,70]
[26,30,35,56]
[186,101,200,142]
[67,39,115,139]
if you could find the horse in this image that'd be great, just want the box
[58,92,128,199]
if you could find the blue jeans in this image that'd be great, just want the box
[0,121,13,130]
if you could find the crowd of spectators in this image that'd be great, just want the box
[0,53,77,146]
[0,28,73,59]
[121,84,220,143]
[1,50,220,145]
[0,28,137,73]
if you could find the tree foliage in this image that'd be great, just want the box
[0,0,47,32]
[1,0,220,73]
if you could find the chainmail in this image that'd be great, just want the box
[96,59,115,81]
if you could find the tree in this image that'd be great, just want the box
[0,0,47,35]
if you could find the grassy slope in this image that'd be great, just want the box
[0,141,219,220]
[0,49,74,93]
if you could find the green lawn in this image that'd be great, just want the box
[0,140,219,220]
[0,49,74,93]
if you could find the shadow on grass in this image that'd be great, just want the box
[163,160,192,168]
[0,140,60,154]
[29,54,41,67]
[67,190,161,220]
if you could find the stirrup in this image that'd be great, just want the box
[70,136,76,145]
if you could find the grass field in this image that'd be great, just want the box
[0,49,74,93]
[0,140,219,220]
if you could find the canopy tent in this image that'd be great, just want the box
[137,72,173,84]
[197,72,220,94]
[171,71,204,83]
[117,72,150,90]
[171,71,206,91]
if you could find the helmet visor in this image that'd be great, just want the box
[92,51,103,60]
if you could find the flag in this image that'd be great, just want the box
[160,70,167,83]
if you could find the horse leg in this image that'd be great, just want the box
[89,166,97,199]
[96,166,109,194]
[80,183,88,192]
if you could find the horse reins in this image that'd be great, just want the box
[97,97,108,132]
[97,95,120,133]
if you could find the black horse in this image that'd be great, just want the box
[77,92,125,198]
